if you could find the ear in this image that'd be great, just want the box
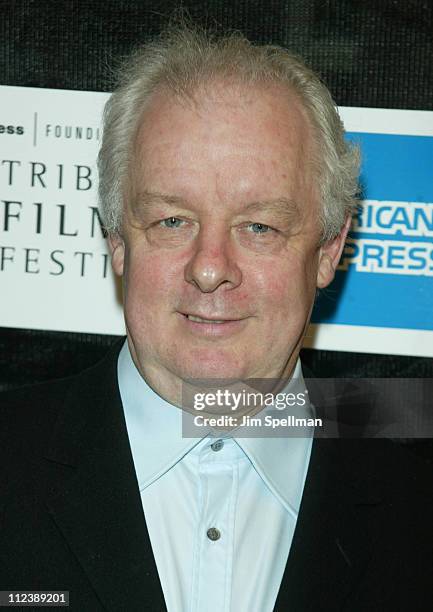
[316,215,351,289]
[108,233,125,277]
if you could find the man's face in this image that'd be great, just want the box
[110,82,346,401]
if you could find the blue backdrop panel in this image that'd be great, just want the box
[313,132,433,331]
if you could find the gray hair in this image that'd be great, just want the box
[98,23,360,242]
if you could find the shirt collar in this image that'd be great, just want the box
[118,339,313,516]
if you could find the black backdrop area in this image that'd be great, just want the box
[1,0,432,400]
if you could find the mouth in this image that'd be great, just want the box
[178,312,249,336]
[183,313,235,324]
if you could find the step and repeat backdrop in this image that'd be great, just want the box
[1,86,432,356]
[1,0,432,388]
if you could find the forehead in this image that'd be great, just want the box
[132,81,316,207]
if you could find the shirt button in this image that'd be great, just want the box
[207,527,221,541]
[211,439,224,452]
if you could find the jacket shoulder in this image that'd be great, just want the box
[0,338,124,453]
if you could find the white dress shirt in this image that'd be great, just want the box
[118,340,313,612]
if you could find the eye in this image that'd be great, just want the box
[247,222,273,234]
[160,217,184,229]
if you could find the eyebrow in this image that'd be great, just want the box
[241,198,301,223]
[135,191,186,209]
[134,190,301,225]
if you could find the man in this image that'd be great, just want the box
[0,23,431,611]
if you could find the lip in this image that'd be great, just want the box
[177,312,249,337]
[182,312,238,322]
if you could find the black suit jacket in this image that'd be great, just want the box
[0,340,432,611]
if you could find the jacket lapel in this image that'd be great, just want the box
[274,437,386,611]
[44,341,167,611]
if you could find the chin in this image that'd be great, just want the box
[173,350,246,381]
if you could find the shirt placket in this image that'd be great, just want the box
[190,440,239,612]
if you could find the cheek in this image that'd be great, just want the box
[123,248,182,305]
[253,249,318,316]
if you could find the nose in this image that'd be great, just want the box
[184,225,242,292]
